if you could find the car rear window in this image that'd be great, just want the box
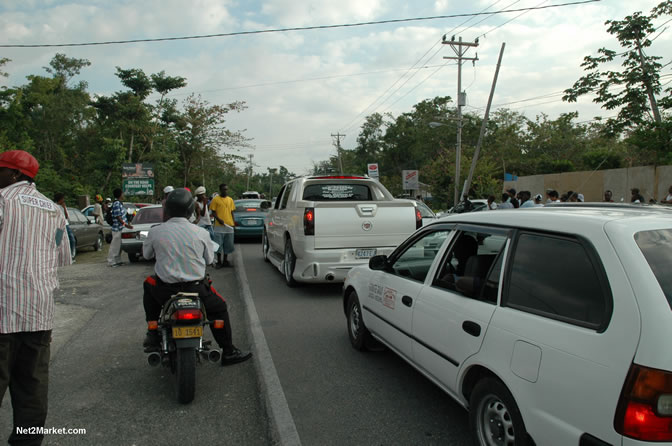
[133,207,163,224]
[302,184,372,201]
[235,200,269,212]
[635,229,672,310]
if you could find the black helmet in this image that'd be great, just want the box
[165,188,195,219]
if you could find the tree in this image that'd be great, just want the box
[563,1,672,153]
[173,94,250,186]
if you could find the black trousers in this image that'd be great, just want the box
[0,330,51,446]
[143,276,234,353]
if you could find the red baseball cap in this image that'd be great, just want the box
[0,150,39,178]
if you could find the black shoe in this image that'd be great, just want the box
[221,347,252,366]
[143,331,160,352]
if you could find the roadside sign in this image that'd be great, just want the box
[402,170,419,190]
[123,178,155,196]
[122,163,154,178]
[367,163,379,179]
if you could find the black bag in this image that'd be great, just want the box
[105,205,114,225]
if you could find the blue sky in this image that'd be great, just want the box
[1,0,670,175]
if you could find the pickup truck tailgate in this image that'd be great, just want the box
[313,201,416,249]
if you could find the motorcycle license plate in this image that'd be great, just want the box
[172,326,203,338]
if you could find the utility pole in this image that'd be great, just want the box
[246,154,253,190]
[443,35,478,206]
[462,43,505,201]
[269,168,276,198]
[635,36,662,124]
[331,133,345,174]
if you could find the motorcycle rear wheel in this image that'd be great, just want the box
[175,347,196,404]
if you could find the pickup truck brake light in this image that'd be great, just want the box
[304,208,315,236]
[415,208,423,229]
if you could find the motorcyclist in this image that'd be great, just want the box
[141,188,251,366]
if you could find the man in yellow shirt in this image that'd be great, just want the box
[209,183,236,268]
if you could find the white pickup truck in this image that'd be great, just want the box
[262,175,421,286]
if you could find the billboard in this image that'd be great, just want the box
[122,163,154,178]
[123,178,155,196]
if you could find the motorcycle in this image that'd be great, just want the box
[146,291,223,404]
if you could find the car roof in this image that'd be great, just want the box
[434,203,672,233]
[136,204,162,210]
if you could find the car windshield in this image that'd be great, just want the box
[132,207,163,224]
[635,228,672,310]
[302,183,372,201]
[235,200,269,212]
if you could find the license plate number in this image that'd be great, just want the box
[243,219,260,226]
[172,326,203,338]
[356,248,377,259]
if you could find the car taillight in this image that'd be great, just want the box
[172,309,203,321]
[304,207,315,236]
[246,208,257,211]
[121,232,136,239]
[415,208,423,229]
[615,363,672,441]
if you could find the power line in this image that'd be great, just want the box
[338,0,520,134]
[0,0,600,48]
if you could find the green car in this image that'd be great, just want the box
[233,199,271,239]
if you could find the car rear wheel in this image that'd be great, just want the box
[95,233,104,251]
[347,291,372,351]
[469,378,528,446]
[283,238,297,287]
[128,252,140,263]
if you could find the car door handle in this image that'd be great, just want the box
[401,295,413,307]
[462,321,481,337]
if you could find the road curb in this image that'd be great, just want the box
[233,248,302,446]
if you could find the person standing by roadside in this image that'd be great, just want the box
[209,183,235,268]
[107,188,133,267]
[660,185,672,204]
[193,186,214,240]
[487,195,498,210]
[0,150,72,446]
[161,185,174,222]
[53,193,75,260]
[631,188,645,204]
[603,190,614,202]
[92,194,104,225]
[506,188,519,208]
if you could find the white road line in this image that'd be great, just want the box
[233,248,302,446]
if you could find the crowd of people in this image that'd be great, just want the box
[479,186,664,210]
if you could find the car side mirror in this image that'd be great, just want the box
[369,255,389,271]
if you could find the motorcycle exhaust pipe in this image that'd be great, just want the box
[200,349,222,363]
[147,352,161,367]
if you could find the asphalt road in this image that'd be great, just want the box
[0,244,266,446]
[239,241,471,446]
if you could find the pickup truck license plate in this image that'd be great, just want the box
[172,326,203,339]
[356,248,377,259]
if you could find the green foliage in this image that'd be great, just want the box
[582,149,623,170]
[537,159,575,174]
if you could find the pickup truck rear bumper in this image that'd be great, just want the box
[293,246,397,283]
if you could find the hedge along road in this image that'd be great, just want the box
[238,241,471,445]
[0,244,267,445]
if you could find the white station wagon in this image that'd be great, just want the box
[343,204,672,445]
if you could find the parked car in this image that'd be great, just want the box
[67,207,105,256]
[120,205,163,263]
[81,205,112,243]
[343,203,672,445]
[240,191,261,199]
[233,199,271,239]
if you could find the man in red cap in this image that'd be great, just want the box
[0,150,72,445]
